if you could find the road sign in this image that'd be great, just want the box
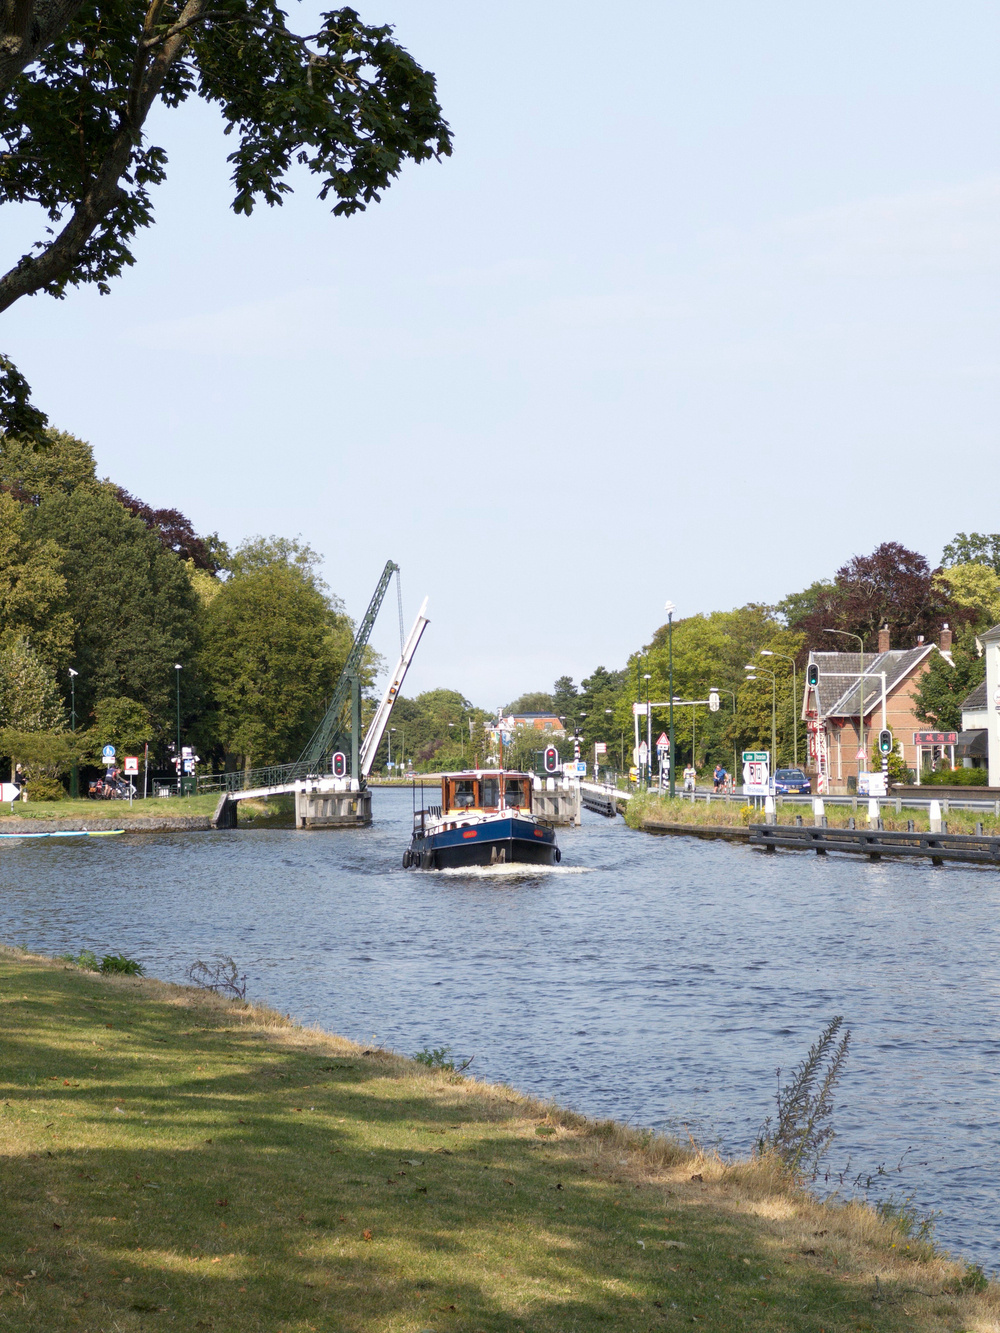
[102,744,116,760]
[858,772,886,797]
[563,761,587,776]
[656,732,669,749]
[742,751,770,796]
[594,742,607,754]
[124,756,138,775]
[638,740,648,763]
[0,782,19,803]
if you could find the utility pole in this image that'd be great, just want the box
[665,601,676,797]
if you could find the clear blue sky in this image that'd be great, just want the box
[4,2,998,706]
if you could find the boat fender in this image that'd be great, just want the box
[402,849,412,869]
[555,847,561,863]
[420,849,435,871]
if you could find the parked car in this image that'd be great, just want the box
[774,768,811,795]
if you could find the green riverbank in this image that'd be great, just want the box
[626,793,1000,838]
[1,946,996,1332]
[0,794,291,833]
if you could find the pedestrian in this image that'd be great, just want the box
[712,763,727,792]
[683,762,697,793]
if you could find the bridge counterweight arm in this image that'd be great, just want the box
[360,598,430,777]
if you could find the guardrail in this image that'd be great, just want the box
[626,787,1000,815]
[196,761,318,796]
[749,822,1000,865]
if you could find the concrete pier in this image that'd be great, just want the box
[294,780,372,828]
[532,777,581,826]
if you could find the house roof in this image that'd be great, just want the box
[805,645,934,720]
[960,679,988,711]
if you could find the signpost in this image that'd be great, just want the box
[0,781,19,809]
[742,750,770,797]
[123,756,138,806]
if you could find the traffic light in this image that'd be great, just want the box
[806,663,819,687]
[332,751,347,777]
[543,745,559,773]
[878,729,893,755]
[708,689,720,713]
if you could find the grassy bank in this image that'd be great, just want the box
[1,948,997,1331]
[0,794,292,825]
[627,793,1000,836]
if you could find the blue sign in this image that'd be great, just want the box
[102,744,116,759]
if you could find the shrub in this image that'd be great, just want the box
[756,1016,851,1176]
[920,767,990,787]
[24,776,66,801]
[99,953,144,975]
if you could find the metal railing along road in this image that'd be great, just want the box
[627,785,1000,815]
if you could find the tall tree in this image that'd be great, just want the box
[794,542,954,653]
[199,539,351,768]
[912,624,984,732]
[29,484,201,734]
[0,635,65,730]
[0,428,97,503]
[942,532,1000,576]
[0,2,451,425]
[0,488,73,670]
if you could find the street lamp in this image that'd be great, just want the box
[68,668,79,799]
[746,663,777,777]
[823,628,867,772]
[174,664,182,792]
[642,675,651,786]
[664,601,676,797]
[389,727,396,772]
[760,649,799,768]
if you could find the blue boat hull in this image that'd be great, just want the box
[405,816,559,870]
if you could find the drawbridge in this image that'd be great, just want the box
[204,560,429,826]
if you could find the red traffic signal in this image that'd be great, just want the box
[543,746,559,773]
[332,751,347,777]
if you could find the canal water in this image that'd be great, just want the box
[0,787,997,1270]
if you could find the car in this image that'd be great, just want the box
[774,768,811,795]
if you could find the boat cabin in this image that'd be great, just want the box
[441,770,533,817]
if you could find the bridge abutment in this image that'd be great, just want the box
[295,785,372,828]
[531,777,581,827]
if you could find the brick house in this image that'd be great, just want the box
[802,625,954,793]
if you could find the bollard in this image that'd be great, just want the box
[848,816,856,830]
[895,796,901,814]
[795,814,803,827]
[867,798,879,825]
[929,799,942,834]
[907,819,914,833]
[821,815,828,828]
[976,821,984,836]
[763,796,776,825]
[812,796,825,826]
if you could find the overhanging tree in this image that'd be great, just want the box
[0,1,451,424]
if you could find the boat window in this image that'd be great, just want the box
[451,779,478,809]
[481,777,500,808]
[504,778,526,807]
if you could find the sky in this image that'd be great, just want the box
[3,2,999,708]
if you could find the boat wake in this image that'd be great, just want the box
[419,863,591,879]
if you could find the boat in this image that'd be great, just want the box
[403,770,561,870]
[0,826,126,837]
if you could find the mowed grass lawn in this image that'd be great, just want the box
[1,948,996,1333]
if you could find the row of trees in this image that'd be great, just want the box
[0,430,359,783]
[484,537,1000,776]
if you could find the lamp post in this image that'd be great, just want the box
[174,664,182,793]
[389,727,396,773]
[68,668,79,799]
[760,649,798,768]
[823,628,867,773]
[643,675,651,786]
[746,663,777,778]
[711,685,738,789]
[664,601,676,796]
